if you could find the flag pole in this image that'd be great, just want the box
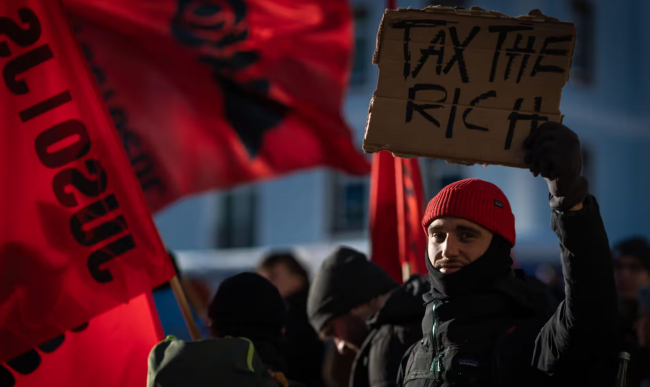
[388,0,400,282]
[170,276,202,341]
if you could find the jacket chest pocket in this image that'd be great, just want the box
[441,347,495,386]
[403,341,436,386]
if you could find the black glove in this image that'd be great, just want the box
[523,122,588,210]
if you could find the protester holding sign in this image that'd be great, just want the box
[364,7,575,168]
[397,122,617,387]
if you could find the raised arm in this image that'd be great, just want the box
[524,122,617,383]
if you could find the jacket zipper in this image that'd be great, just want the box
[429,301,442,378]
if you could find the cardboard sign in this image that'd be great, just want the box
[363,7,576,167]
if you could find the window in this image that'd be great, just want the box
[331,173,369,234]
[571,0,595,84]
[419,158,465,201]
[216,186,257,248]
[350,7,369,87]
[425,0,467,8]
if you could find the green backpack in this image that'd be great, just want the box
[147,336,283,387]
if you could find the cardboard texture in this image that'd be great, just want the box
[363,6,576,167]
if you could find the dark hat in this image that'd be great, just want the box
[307,246,397,333]
[208,273,286,340]
[613,237,650,274]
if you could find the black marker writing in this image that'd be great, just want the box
[488,26,533,82]
[531,35,573,76]
[463,90,497,131]
[391,19,453,80]
[443,26,481,83]
[412,30,445,78]
[406,83,447,127]
[505,96,547,150]
[406,84,497,137]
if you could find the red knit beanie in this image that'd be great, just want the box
[422,179,516,246]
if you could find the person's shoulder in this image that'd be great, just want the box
[370,309,424,347]
[401,275,431,297]
[368,322,423,362]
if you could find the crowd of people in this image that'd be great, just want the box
[147,123,650,387]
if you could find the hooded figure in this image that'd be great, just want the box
[398,122,618,387]
[612,238,650,387]
[308,246,430,387]
[258,251,325,387]
[148,273,300,387]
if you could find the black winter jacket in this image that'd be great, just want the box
[351,276,430,387]
[398,195,618,387]
[283,287,325,387]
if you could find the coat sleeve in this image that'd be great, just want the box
[368,329,417,387]
[532,195,618,380]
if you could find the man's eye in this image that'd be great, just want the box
[461,233,477,241]
[433,233,446,242]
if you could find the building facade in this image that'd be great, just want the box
[154,0,650,265]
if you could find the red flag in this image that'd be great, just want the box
[61,0,371,213]
[0,293,164,387]
[395,157,427,277]
[369,152,426,283]
[369,152,401,283]
[0,0,174,362]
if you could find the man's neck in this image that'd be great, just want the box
[375,289,396,312]
[355,288,398,321]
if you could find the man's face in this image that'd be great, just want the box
[428,217,493,274]
[321,313,369,355]
[258,262,304,299]
[614,256,650,300]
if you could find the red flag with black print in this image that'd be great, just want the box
[0,0,173,362]
[0,293,164,387]
[62,0,370,213]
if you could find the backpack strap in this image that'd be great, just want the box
[405,342,419,376]
[224,336,257,372]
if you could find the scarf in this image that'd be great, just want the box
[426,234,514,298]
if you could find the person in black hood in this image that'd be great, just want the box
[148,273,302,387]
[612,238,650,387]
[308,246,430,387]
[398,122,618,387]
[258,251,325,387]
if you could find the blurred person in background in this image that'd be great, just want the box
[148,273,303,387]
[613,238,650,323]
[637,286,650,387]
[258,251,325,387]
[308,246,429,387]
[612,238,650,387]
